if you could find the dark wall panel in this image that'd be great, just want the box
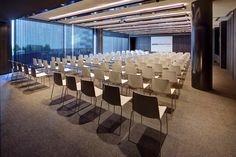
[234,9,236,80]
[220,21,227,69]
[213,27,219,55]
[135,37,151,51]
[173,35,191,52]
[130,37,136,51]
[0,22,11,75]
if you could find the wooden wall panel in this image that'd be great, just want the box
[0,22,11,75]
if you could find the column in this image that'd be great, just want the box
[191,0,213,91]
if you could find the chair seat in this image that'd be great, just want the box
[95,87,103,97]
[171,88,176,95]
[143,83,149,89]
[62,79,66,86]
[159,105,167,119]
[36,72,47,77]
[90,73,95,78]
[120,95,132,106]
[121,79,128,84]
[83,65,89,68]
[104,76,109,80]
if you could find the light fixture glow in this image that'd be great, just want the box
[49,0,133,20]
[69,3,186,24]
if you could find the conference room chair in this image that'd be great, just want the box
[30,67,49,86]
[98,84,132,135]
[127,74,149,95]
[33,58,37,66]
[77,59,84,67]
[63,75,81,108]
[62,58,67,65]
[125,64,137,75]
[152,63,163,76]
[109,71,128,92]
[99,63,109,73]
[38,59,43,67]
[151,78,176,110]
[59,63,71,73]
[79,79,102,113]
[128,92,168,153]
[56,57,61,65]
[51,72,66,101]
[51,57,55,62]
[93,69,109,88]
[142,66,154,80]
[80,66,94,80]
[162,70,180,95]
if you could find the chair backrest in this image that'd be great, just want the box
[30,67,36,77]
[38,59,43,67]
[81,67,91,78]
[99,63,109,72]
[78,59,83,67]
[132,92,160,119]
[142,67,154,79]
[112,63,122,73]
[54,72,63,86]
[59,63,65,73]
[56,57,61,63]
[33,58,37,66]
[50,61,56,70]
[93,58,99,65]
[23,65,29,75]
[162,70,177,83]
[43,60,48,68]
[81,79,95,97]
[70,60,76,66]
[125,65,136,75]
[62,58,67,65]
[153,64,163,73]
[94,69,104,81]
[51,57,55,62]
[66,75,77,91]
[103,84,121,106]
[169,65,181,76]
[109,71,121,84]
[128,74,143,89]
[151,78,171,94]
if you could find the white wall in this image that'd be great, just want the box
[151,36,173,52]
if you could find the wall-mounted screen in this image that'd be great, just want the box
[151,36,173,52]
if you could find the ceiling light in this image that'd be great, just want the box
[69,3,186,24]
[49,0,134,20]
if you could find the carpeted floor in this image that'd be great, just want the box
[1,65,236,157]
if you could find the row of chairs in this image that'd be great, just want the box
[51,73,168,150]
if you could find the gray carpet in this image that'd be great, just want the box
[1,65,236,157]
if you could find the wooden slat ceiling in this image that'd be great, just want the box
[30,0,192,35]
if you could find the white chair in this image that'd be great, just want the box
[109,71,128,85]
[56,57,61,64]
[142,67,154,80]
[151,78,176,110]
[93,69,109,88]
[51,57,55,62]
[43,60,49,68]
[127,74,149,94]
[153,63,163,75]
[81,66,94,79]
[33,58,37,66]
[38,59,43,67]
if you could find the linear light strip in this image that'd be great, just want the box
[116,25,191,32]
[105,21,191,31]
[49,0,135,20]
[81,11,190,27]
[94,16,190,29]
[68,3,186,24]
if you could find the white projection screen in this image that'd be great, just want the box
[151,36,173,52]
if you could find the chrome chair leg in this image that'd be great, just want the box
[50,83,55,100]
[128,111,134,141]
[98,100,103,125]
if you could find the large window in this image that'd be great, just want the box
[14,19,94,64]
[103,31,129,53]
[15,19,64,64]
